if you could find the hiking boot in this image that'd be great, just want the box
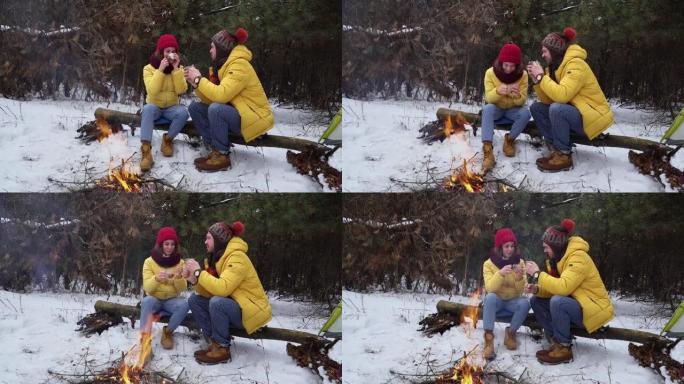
[537,151,573,172]
[195,149,231,172]
[140,142,154,172]
[482,141,496,174]
[483,331,495,360]
[160,326,174,350]
[536,142,556,166]
[504,327,517,350]
[503,133,516,157]
[195,340,231,365]
[535,335,556,359]
[161,133,174,157]
[537,343,573,364]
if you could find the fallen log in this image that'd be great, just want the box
[434,300,673,349]
[94,300,330,345]
[434,108,668,153]
[94,108,329,153]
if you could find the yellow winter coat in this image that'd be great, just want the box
[484,68,528,109]
[142,257,187,300]
[534,44,614,139]
[143,65,188,108]
[537,236,614,333]
[194,237,272,334]
[195,45,275,142]
[483,258,526,300]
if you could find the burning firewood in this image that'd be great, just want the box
[286,338,341,383]
[76,311,123,336]
[435,352,485,384]
[48,351,177,384]
[628,147,684,191]
[418,112,472,144]
[76,117,125,144]
[629,340,683,383]
[286,146,342,192]
[441,159,485,193]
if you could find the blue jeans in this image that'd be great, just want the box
[188,293,244,347]
[530,295,584,345]
[140,104,189,142]
[139,295,190,333]
[482,292,530,332]
[188,102,242,154]
[530,102,585,153]
[481,104,531,142]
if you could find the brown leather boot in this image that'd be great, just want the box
[160,326,173,350]
[503,133,516,157]
[537,343,573,364]
[195,340,231,364]
[537,151,573,172]
[504,327,517,350]
[195,149,231,172]
[161,133,174,157]
[482,141,495,174]
[536,335,555,359]
[140,142,154,172]
[483,331,495,360]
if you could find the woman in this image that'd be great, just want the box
[140,34,189,172]
[184,221,272,364]
[184,28,274,172]
[525,219,614,364]
[141,227,190,350]
[481,227,530,360]
[481,43,531,173]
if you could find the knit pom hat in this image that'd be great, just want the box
[212,27,249,52]
[494,227,517,248]
[155,34,179,54]
[208,221,245,245]
[542,219,575,247]
[497,43,522,65]
[542,27,576,57]
[156,226,179,247]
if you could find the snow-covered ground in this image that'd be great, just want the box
[343,290,684,384]
[0,97,340,192]
[342,98,684,192]
[0,289,340,384]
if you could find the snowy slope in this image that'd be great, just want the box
[0,97,340,192]
[342,290,683,384]
[342,98,684,192]
[0,290,340,384]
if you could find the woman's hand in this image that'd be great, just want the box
[509,84,520,97]
[172,53,181,69]
[155,271,169,283]
[496,84,509,96]
[159,58,170,72]
[525,260,540,275]
[513,265,524,279]
[499,264,513,275]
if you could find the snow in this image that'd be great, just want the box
[0,290,340,384]
[0,97,340,192]
[343,290,684,384]
[342,98,684,192]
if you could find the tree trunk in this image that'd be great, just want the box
[436,108,667,152]
[436,300,672,349]
[94,108,329,153]
[94,300,330,345]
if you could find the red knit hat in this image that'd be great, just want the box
[156,34,179,54]
[494,228,517,248]
[497,43,522,65]
[156,227,179,247]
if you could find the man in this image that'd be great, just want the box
[526,27,614,172]
[183,221,272,364]
[524,219,614,364]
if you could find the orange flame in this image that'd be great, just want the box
[460,288,481,334]
[98,159,142,192]
[443,159,485,193]
[95,117,113,142]
[443,113,468,139]
[444,115,453,138]
[119,333,153,384]
[441,352,484,384]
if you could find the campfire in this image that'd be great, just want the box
[95,158,143,192]
[442,159,485,192]
[77,117,125,144]
[436,352,485,384]
[443,113,468,139]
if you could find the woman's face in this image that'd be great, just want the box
[502,62,516,74]
[543,242,553,258]
[210,42,217,61]
[162,240,175,256]
[502,241,515,258]
[163,46,176,59]
[205,232,215,253]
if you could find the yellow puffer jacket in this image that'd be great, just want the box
[143,65,188,108]
[534,44,614,139]
[537,236,614,333]
[142,257,187,300]
[194,237,272,334]
[484,68,528,109]
[195,45,275,142]
[483,258,526,300]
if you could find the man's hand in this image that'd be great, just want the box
[526,61,544,79]
[184,66,201,84]
[524,283,539,294]
[525,260,540,275]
